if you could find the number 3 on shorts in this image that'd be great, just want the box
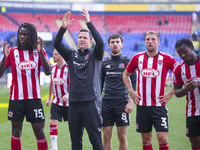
[161,117,168,128]
[34,109,44,119]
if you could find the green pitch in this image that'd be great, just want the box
[0,85,190,149]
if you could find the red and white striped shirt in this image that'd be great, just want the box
[51,64,69,107]
[173,58,200,117]
[5,47,49,100]
[126,51,177,106]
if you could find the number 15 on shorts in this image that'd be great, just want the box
[34,109,44,119]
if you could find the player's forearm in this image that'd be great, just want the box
[123,72,134,93]
[87,22,104,61]
[174,87,188,97]
[40,51,51,75]
[169,87,175,96]
[53,27,72,61]
[54,27,66,51]
[48,81,53,100]
[0,56,7,77]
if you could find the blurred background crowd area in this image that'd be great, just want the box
[0,0,200,87]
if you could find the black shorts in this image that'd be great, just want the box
[8,99,45,123]
[102,100,130,127]
[136,105,168,133]
[50,103,68,122]
[186,116,200,137]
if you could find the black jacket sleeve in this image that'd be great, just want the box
[53,27,72,62]
[87,22,104,61]
[101,62,105,93]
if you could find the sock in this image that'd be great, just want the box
[159,143,169,150]
[11,135,21,150]
[37,138,48,150]
[143,143,153,150]
[50,125,58,150]
[193,148,200,150]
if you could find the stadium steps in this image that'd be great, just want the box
[55,19,77,49]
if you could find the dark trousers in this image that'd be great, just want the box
[68,101,103,150]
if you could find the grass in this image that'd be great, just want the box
[0,85,191,150]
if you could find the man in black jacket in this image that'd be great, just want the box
[54,9,104,150]
[101,34,136,150]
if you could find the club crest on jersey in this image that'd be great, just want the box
[141,68,160,78]
[18,60,37,70]
[119,63,124,68]
[64,71,68,75]
[85,54,89,60]
[53,78,65,85]
[33,51,38,57]
[158,60,163,65]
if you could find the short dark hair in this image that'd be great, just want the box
[17,22,38,51]
[108,34,123,44]
[175,38,194,50]
[145,31,160,41]
[78,29,92,40]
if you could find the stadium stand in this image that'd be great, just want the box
[0,11,193,62]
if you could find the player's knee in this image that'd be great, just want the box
[12,127,22,136]
[158,136,168,144]
[32,123,45,138]
[103,133,112,142]
[142,134,152,144]
[190,139,200,148]
[118,134,127,143]
[50,119,58,125]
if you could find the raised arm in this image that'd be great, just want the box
[37,37,51,75]
[82,9,104,61]
[0,42,9,77]
[53,11,74,60]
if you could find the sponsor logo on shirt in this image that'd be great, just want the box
[141,68,160,78]
[73,61,88,70]
[106,71,122,76]
[18,60,37,70]
[53,78,65,85]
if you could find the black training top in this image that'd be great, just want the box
[54,22,104,103]
[101,54,137,101]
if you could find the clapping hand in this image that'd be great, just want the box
[62,11,74,29]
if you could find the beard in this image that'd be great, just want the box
[147,47,156,52]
